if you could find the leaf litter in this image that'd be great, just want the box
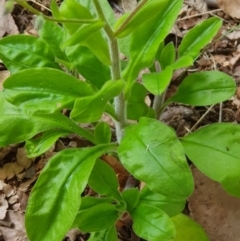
[0,0,240,240]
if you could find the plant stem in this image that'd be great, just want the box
[114,0,149,37]
[93,0,126,143]
[14,0,99,24]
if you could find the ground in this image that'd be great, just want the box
[0,0,240,240]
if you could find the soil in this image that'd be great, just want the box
[0,0,240,241]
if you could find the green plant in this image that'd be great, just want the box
[0,0,238,240]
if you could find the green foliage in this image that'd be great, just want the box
[0,0,238,241]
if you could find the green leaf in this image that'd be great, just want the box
[89,226,118,241]
[71,80,124,123]
[65,45,111,89]
[171,214,210,241]
[94,122,112,144]
[123,0,183,98]
[171,56,193,70]
[139,186,185,217]
[122,188,140,212]
[3,68,94,112]
[25,144,114,241]
[88,159,122,201]
[73,198,119,232]
[61,22,105,49]
[127,83,149,120]
[179,17,222,59]
[118,117,194,199]
[168,71,235,106]
[130,203,176,241]
[59,0,110,65]
[181,123,240,198]
[114,0,176,38]
[159,42,176,69]
[38,20,68,60]
[25,129,70,158]
[50,0,61,18]
[0,35,60,73]
[142,67,173,95]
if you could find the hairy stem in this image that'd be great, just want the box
[93,0,126,143]
[14,0,99,24]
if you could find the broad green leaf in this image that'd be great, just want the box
[179,17,222,59]
[94,122,112,144]
[139,186,185,217]
[61,22,105,49]
[25,144,115,241]
[0,35,60,73]
[25,129,70,158]
[181,123,240,198]
[71,80,124,123]
[171,214,210,241]
[130,203,176,241]
[118,117,194,199]
[122,188,140,212]
[38,20,68,60]
[59,0,110,65]
[168,71,235,106]
[0,93,95,146]
[89,226,117,241]
[88,159,122,201]
[142,67,173,95]
[123,0,183,98]
[65,45,111,89]
[3,68,94,112]
[73,202,119,232]
[127,83,149,120]
[114,0,175,38]
[171,56,193,70]
[159,42,176,69]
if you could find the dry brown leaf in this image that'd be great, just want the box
[2,163,24,180]
[119,0,137,12]
[0,193,8,219]
[16,147,34,169]
[217,0,240,18]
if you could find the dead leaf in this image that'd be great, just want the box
[2,163,24,180]
[16,147,34,169]
[0,70,10,90]
[119,0,137,12]
[216,0,240,18]
[0,193,8,219]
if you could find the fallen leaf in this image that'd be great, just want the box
[217,0,240,18]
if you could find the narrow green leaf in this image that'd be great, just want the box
[94,122,112,144]
[0,35,60,73]
[65,45,111,89]
[3,68,94,112]
[118,117,194,199]
[171,56,193,70]
[25,144,114,241]
[130,203,176,241]
[168,71,235,106]
[122,188,140,212]
[88,159,122,201]
[139,186,185,217]
[25,129,70,158]
[142,67,173,95]
[123,0,183,98]
[181,123,240,198]
[50,0,61,18]
[127,83,149,120]
[171,214,210,241]
[71,80,124,123]
[159,42,176,69]
[179,17,222,58]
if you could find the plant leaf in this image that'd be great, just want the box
[130,203,176,241]
[89,225,118,241]
[142,67,173,95]
[171,56,193,70]
[25,144,115,241]
[0,35,60,73]
[159,42,176,69]
[178,17,222,59]
[168,71,235,106]
[3,67,94,112]
[118,117,194,199]
[123,0,183,98]
[122,188,140,212]
[171,214,210,241]
[181,123,240,198]
[25,129,70,158]
[88,159,122,201]
[139,186,185,217]
[71,80,124,123]
[94,122,112,144]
